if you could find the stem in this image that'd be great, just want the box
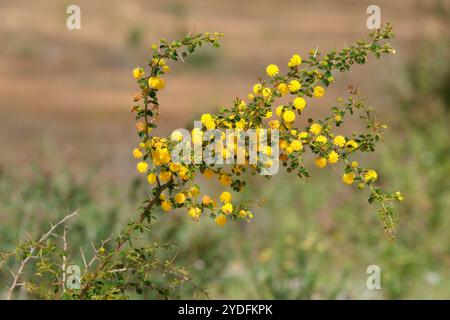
[6,211,78,300]
[79,182,171,299]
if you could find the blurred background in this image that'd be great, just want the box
[0,0,449,299]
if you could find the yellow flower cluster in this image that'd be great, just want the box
[129,28,401,237]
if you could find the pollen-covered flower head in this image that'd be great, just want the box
[137,161,149,174]
[345,140,359,151]
[315,157,327,168]
[328,151,339,164]
[364,169,378,182]
[316,135,328,144]
[221,202,233,214]
[174,193,186,204]
[342,173,355,185]
[288,80,301,93]
[132,67,145,79]
[282,110,296,123]
[215,214,227,226]
[288,54,302,67]
[310,123,322,135]
[313,86,325,98]
[276,83,289,95]
[161,200,172,212]
[266,64,279,77]
[188,207,201,219]
[333,135,346,148]
[293,97,306,111]
[220,191,232,203]
[148,77,165,90]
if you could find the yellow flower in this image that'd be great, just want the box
[395,191,404,202]
[136,122,146,133]
[268,120,280,129]
[161,200,172,212]
[238,210,248,218]
[159,170,172,183]
[237,100,246,111]
[264,111,273,119]
[262,88,272,98]
[147,173,157,184]
[203,168,215,179]
[290,140,303,152]
[169,162,181,173]
[219,174,231,186]
[334,115,342,122]
[174,192,186,204]
[170,130,183,142]
[132,67,145,79]
[215,214,227,226]
[316,135,328,144]
[315,157,327,168]
[202,195,213,206]
[333,135,346,148]
[288,54,302,67]
[132,148,143,159]
[266,64,279,77]
[276,105,284,117]
[288,80,301,93]
[276,83,289,95]
[235,119,245,129]
[364,170,378,182]
[342,173,355,185]
[283,110,296,123]
[351,161,358,168]
[253,83,262,94]
[162,65,170,73]
[148,77,165,90]
[151,148,171,165]
[205,120,216,130]
[299,131,309,139]
[262,145,272,156]
[313,86,325,98]
[188,186,200,197]
[152,58,166,66]
[178,166,190,180]
[345,140,358,150]
[293,97,306,111]
[201,113,213,125]
[220,191,232,203]
[137,161,148,174]
[188,207,201,219]
[310,123,322,135]
[222,202,233,214]
[328,151,339,164]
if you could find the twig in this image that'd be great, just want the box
[80,248,88,269]
[61,226,68,294]
[6,210,79,300]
